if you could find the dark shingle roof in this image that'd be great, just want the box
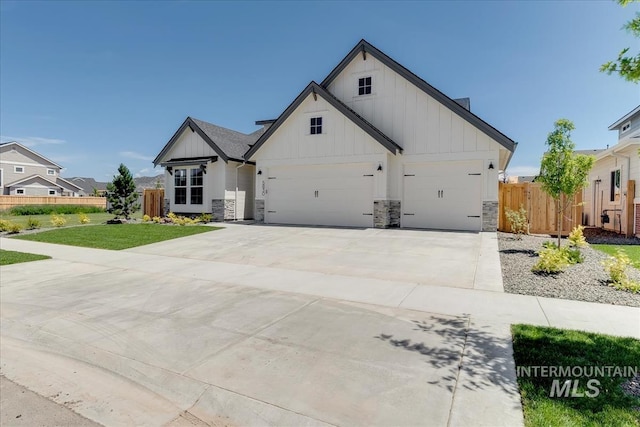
[154,117,262,165]
[574,149,605,156]
[190,118,259,160]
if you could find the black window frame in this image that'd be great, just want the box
[358,76,372,95]
[310,117,323,135]
[610,169,621,202]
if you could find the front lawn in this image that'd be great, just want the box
[0,212,136,229]
[12,223,219,250]
[512,324,640,427]
[0,249,51,265]
[593,244,640,269]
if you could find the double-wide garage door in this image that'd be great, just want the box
[403,161,483,231]
[266,163,374,227]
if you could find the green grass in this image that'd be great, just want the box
[592,244,640,269]
[12,223,220,250]
[0,249,51,265]
[512,324,640,427]
[0,212,141,229]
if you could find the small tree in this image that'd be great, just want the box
[106,164,140,220]
[537,119,595,247]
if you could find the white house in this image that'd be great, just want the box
[583,105,640,236]
[0,141,81,196]
[245,40,517,231]
[153,117,260,220]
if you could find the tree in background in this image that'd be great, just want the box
[537,119,595,247]
[106,164,140,220]
[601,0,640,83]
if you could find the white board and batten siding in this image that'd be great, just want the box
[255,93,389,227]
[327,53,502,205]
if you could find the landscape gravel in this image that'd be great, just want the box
[498,232,640,307]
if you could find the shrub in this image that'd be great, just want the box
[568,225,588,248]
[0,219,11,232]
[152,216,161,223]
[78,213,90,224]
[7,222,23,234]
[50,214,67,227]
[9,205,105,215]
[504,205,529,239]
[26,217,41,230]
[142,214,151,222]
[532,246,570,274]
[603,250,640,293]
[563,247,584,264]
[198,213,212,223]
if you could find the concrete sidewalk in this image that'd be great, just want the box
[2,237,638,338]
[1,236,638,427]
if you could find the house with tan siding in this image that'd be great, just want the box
[0,141,81,196]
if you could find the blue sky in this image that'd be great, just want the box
[1,0,639,180]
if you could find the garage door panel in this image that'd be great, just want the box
[266,163,374,227]
[403,161,482,231]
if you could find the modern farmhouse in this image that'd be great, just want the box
[583,105,640,236]
[153,117,261,220]
[0,141,82,196]
[246,40,517,231]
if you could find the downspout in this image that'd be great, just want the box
[235,162,248,221]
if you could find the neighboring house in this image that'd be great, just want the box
[507,175,537,184]
[67,177,109,196]
[153,117,262,220]
[245,39,517,231]
[583,105,640,235]
[0,141,81,196]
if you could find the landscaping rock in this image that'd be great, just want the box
[106,219,127,224]
[621,374,640,399]
[498,232,640,307]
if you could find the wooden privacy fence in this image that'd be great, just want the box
[143,189,164,218]
[499,182,582,235]
[0,196,106,211]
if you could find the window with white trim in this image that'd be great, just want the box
[48,189,56,195]
[174,169,187,205]
[358,76,372,95]
[14,166,24,173]
[16,188,25,195]
[310,117,322,135]
[47,169,55,176]
[610,168,621,202]
[190,168,203,205]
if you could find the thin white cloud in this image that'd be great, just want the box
[135,168,151,178]
[0,135,66,147]
[119,151,154,161]
[506,166,540,177]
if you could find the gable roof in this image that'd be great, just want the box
[67,177,109,193]
[609,105,640,130]
[153,117,259,166]
[245,81,402,159]
[0,141,63,168]
[56,176,83,191]
[6,174,63,188]
[320,39,517,154]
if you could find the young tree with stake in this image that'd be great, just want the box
[537,119,595,247]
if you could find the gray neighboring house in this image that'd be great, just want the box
[67,177,109,196]
[0,141,82,196]
[153,117,265,220]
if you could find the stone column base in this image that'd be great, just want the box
[373,200,401,228]
[482,201,498,232]
[212,199,236,221]
[255,200,265,223]
[163,199,170,217]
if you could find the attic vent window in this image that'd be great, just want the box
[622,121,631,133]
[310,117,322,135]
[358,77,372,95]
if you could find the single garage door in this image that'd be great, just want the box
[403,161,483,231]
[266,163,374,227]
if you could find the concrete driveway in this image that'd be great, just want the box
[127,224,503,291]
[0,225,524,426]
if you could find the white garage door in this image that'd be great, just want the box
[403,161,483,231]
[266,163,374,227]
